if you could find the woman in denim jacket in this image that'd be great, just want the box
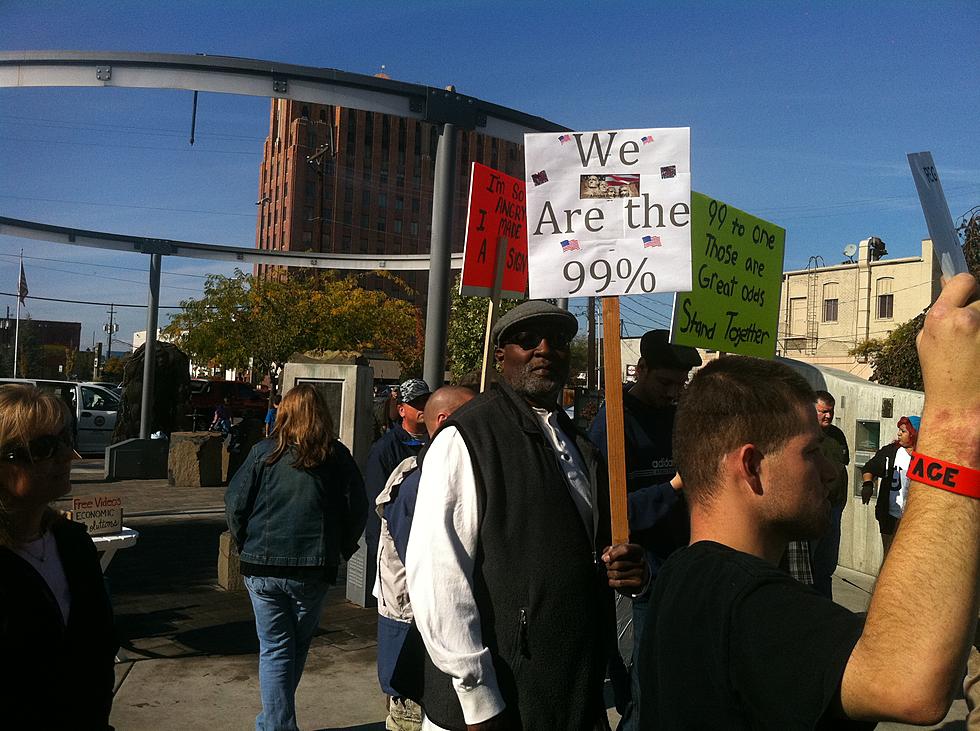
[225,384,368,731]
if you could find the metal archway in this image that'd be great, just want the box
[0,51,569,447]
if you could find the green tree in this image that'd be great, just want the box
[447,276,521,383]
[163,269,423,379]
[850,209,979,388]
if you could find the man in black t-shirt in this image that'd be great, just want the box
[637,282,980,731]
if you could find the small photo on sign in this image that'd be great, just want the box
[579,174,640,199]
[660,165,676,179]
[531,170,549,186]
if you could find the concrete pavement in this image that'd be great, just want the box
[67,460,968,730]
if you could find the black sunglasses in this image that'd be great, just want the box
[504,330,572,351]
[1,429,74,465]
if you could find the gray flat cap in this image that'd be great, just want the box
[491,300,578,347]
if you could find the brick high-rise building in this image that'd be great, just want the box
[254,97,525,310]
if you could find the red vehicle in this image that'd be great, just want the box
[189,379,268,421]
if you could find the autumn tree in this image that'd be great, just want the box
[164,269,423,380]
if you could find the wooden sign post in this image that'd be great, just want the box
[480,236,509,392]
[601,297,630,545]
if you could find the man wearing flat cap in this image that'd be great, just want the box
[365,378,432,605]
[588,329,701,730]
[406,300,647,731]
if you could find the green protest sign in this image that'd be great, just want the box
[670,193,785,358]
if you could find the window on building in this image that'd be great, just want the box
[789,297,806,336]
[302,232,312,244]
[876,277,894,319]
[343,210,352,224]
[304,206,314,222]
[364,113,374,147]
[822,282,839,322]
[377,220,386,232]
[381,116,391,148]
[412,198,420,213]
[344,185,353,203]
[343,235,352,249]
[393,220,403,234]
[362,190,371,207]
[395,196,404,211]
[378,193,387,208]
[410,221,419,236]
[361,214,370,229]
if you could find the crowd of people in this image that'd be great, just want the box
[0,272,977,730]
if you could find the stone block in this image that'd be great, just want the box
[168,432,224,487]
[218,530,244,591]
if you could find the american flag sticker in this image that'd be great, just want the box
[531,170,549,186]
[660,165,676,179]
[560,239,580,252]
[642,235,662,248]
[558,134,572,144]
[641,135,654,144]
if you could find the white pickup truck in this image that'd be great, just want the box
[0,378,120,454]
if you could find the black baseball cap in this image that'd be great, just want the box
[640,330,702,370]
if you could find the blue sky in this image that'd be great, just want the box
[1,0,977,349]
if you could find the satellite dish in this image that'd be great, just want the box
[843,243,858,261]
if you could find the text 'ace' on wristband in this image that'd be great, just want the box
[908,453,980,499]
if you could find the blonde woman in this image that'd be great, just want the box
[225,384,367,731]
[0,384,117,729]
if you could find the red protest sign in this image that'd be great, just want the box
[460,162,529,299]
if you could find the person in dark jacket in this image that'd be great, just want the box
[0,384,117,730]
[406,301,647,731]
[225,383,368,731]
[363,378,431,604]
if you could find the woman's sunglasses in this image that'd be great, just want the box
[1,429,74,465]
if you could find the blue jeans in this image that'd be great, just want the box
[616,595,649,731]
[245,575,330,731]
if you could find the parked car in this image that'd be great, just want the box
[0,378,119,455]
[189,379,268,422]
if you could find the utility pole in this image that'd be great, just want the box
[587,297,597,391]
[306,120,334,255]
[102,304,117,379]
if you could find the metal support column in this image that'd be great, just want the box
[139,253,162,440]
[423,123,457,388]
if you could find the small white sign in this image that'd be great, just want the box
[524,127,692,299]
[907,152,968,279]
[70,494,123,536]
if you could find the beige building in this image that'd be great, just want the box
[777,237,941,378]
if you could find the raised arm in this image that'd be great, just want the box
[842,273,980,723]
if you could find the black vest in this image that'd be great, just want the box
[418,381,614,730]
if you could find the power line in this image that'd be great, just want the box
[0,193,256,219]
[0,252,210,279]
[0,113,265,142]
[0,255,205,293]
[0,291,184,309]
[0,135,260,158]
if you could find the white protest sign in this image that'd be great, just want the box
[907,152,968,279]
[524,128,691,299]
[70,494,123,536]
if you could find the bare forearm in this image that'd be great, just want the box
[843,273,980,723]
